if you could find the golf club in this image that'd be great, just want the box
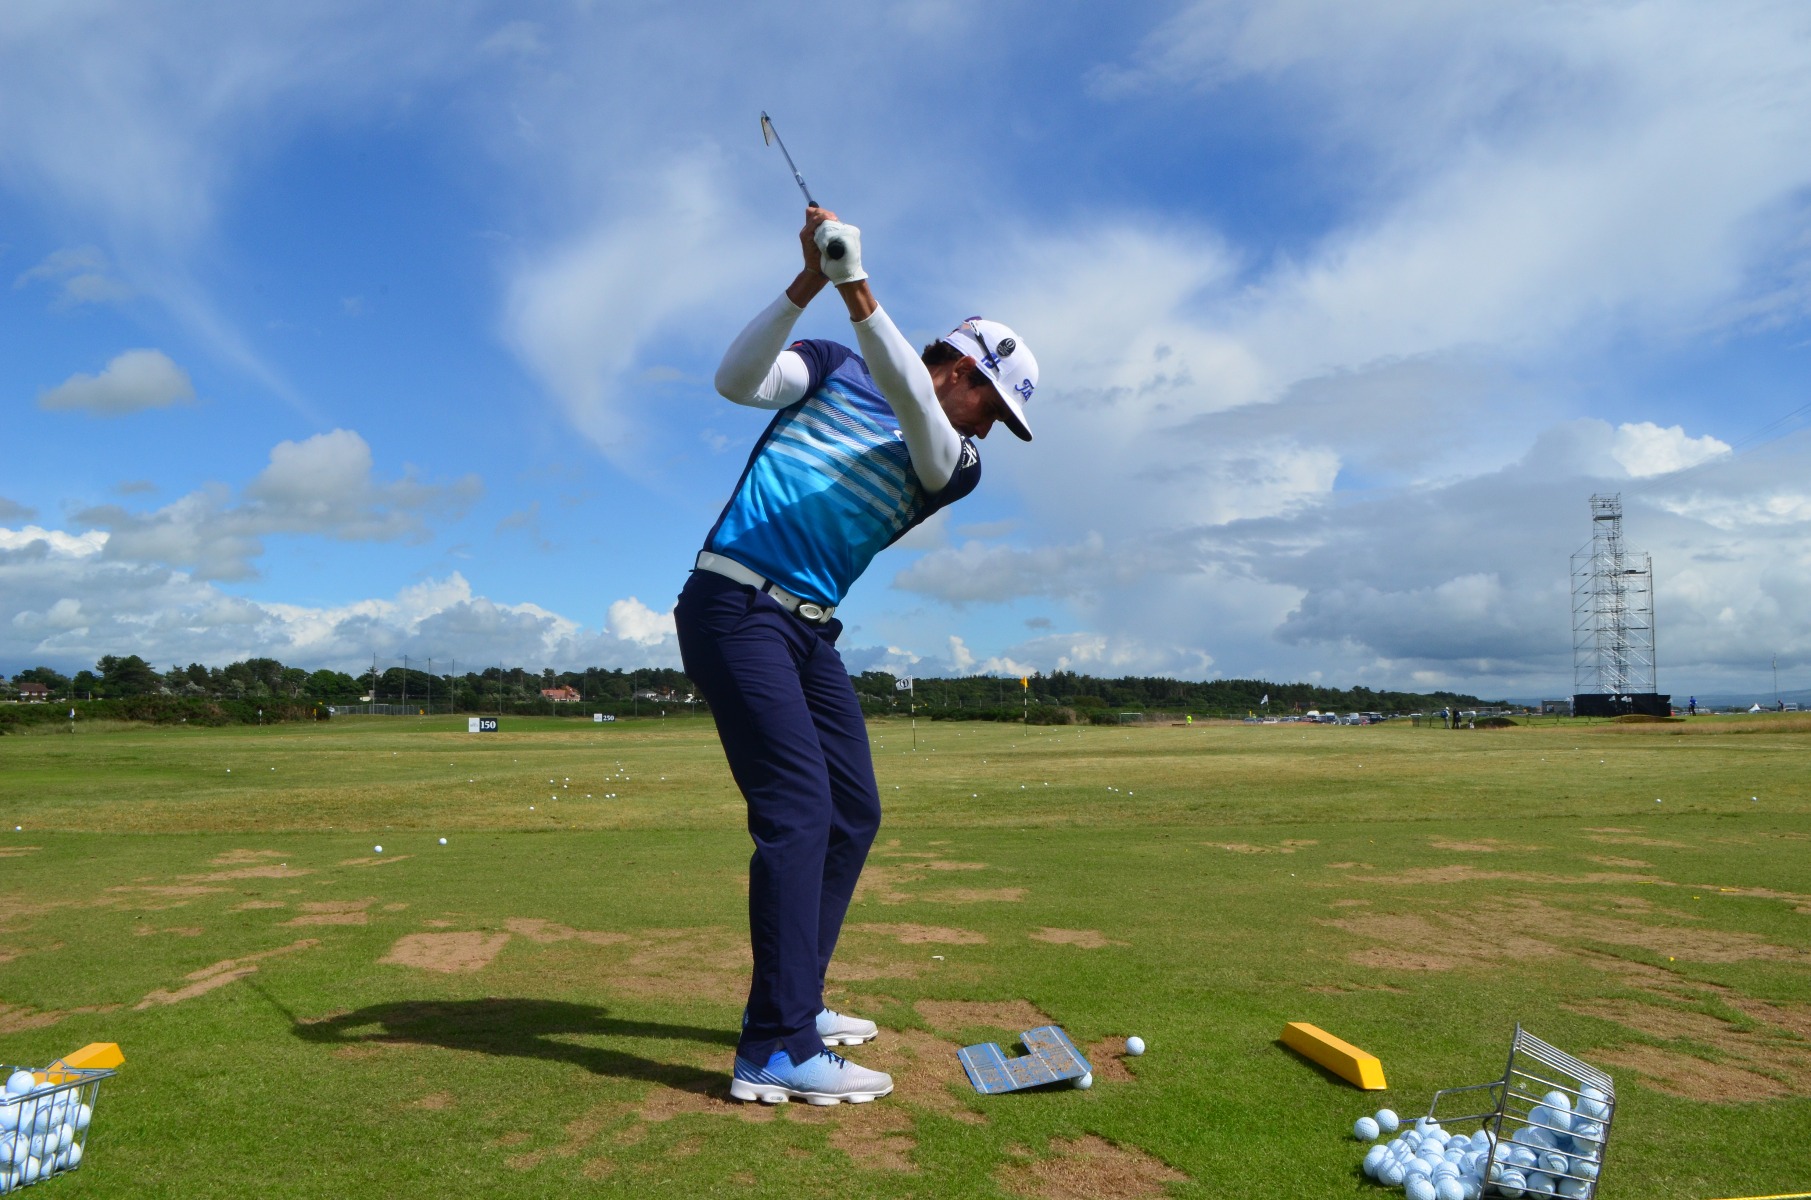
[760,111,844,261]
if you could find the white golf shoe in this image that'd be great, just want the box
[730,1049,894,1105]
[816,1006,879,1046]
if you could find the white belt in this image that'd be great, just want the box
[695,551,836,624]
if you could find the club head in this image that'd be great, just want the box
[760,112,777,146]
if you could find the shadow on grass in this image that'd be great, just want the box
[284,995,739,1088]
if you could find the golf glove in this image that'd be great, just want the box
[815,220,867,284]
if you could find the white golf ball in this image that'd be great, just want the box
[1577,1086,1610,1120]
[64,1141,81,1168]
[1524,1171,1555,1196]
[1375,1108,1400,1133]
[0,1108,15,1133]
[73,1104,91,1132]
[1363,1145,1389,1176]
[1073,1072,1093,1089]
[1354,1116,1380,1140]
[1406,1176,1437,1200]
[1379,1160,1408,1186]
[3,1074,32,1099]
[1435,1178,1464,1200]
[373,845,383,854]
[438,837,447,845]
[1496,1169,1527,1199]
[1125,1036,1145,1056]
[1542,1090,1573,1114]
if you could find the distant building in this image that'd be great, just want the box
[540,686,582,702]
[1540,699,1572,715]
[17,682,50,702]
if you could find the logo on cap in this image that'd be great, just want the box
[997,337,1016,357]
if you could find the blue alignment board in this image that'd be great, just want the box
[958,1025,1092,1095]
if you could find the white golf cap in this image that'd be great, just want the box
[942,317,1037,441]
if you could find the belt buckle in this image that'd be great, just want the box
[797,602,827,622]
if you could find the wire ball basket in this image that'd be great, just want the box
[0,1063,116,1193]
[1424,1025,1616,1199]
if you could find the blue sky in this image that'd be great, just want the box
[4,0,1809,698]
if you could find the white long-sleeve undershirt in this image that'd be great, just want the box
[713,292,963,492]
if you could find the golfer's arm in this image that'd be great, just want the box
[843,297,961,492]
[714,289,815,409]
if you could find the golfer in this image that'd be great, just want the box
[676,207,1037,1104]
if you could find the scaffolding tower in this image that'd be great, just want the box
[1571,494,1666,715]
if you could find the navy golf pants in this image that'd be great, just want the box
[674,569,881,1066]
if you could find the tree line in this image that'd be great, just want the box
[6,656,1490,721]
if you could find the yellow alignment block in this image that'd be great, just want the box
[37,1042,125,1083]
[1281,1021,1387,1090]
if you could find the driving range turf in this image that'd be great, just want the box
[1,714,1807,1198]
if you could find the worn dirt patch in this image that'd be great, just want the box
[1348,948,1458,971]
[408,1092,455,1110]
[848,923,988,945]
[340,854,414,867]
[182,865,313,882]
[637,1077,774,1125]
[1585,834,1689,849]
[107,885,226,897]
[209,849,289,865]
[1083,1041,1137,1083]
[133,925,203,937]
[1350,865,1659,886]
[1594,1044,1796,1103]
[1570,997,1811,1099]
[504,917,631,946]
[998,1134,1188,1199]
[284,898,375,927]
[1215,842,1303,854]
[917,999,1052,1034]
[501,1099,640,1170]
[381,931,511,973]
[135,938,319,1009]
[0,847,41,858]
[922,888,1026,904]
[0,1002,121,1034]
[1329,899,1369,907]
[1029,928,1122,949]
[1586,856,1654,868]
[232,900,287,911]
[596,927,752,1004]
[1329,897,1800,969]
[1428,837,1542,853]
[785,1097,920,1171]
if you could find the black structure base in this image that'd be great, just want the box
[1572,692,1672,717]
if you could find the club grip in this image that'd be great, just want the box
[825,237,846,261]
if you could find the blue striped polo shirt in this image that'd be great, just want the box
[702,339,981,606]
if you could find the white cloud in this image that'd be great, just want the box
[12,245,132,307]
[1612,422,1731,478]
[37,349,195,415]
[0,526,108,558]
[75,429,481,580]
[0,548,678,674]
[605,597,675,647]
[500,155,768,467]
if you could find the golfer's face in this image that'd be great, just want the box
[946,371,1005,439]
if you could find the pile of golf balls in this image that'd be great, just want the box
[0,1069,95,1190]
[1356,1088,1609,1199]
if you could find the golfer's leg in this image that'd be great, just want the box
[799,631,882,989]
[676,578,833,1067]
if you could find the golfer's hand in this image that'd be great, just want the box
[814,219,866,285]
[800,206,838,277]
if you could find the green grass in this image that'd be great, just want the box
[1,715,1808,1197]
